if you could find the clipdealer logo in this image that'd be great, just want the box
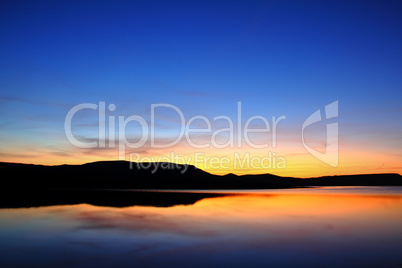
[64,101,338,171]
[302,101,339,167]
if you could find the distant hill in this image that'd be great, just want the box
[1,161,401,189]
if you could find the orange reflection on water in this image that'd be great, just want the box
[1,189,402,267]
[58,192,401,240]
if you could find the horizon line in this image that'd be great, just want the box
[1,160,401,179]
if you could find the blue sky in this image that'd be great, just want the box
[0,0,401,176]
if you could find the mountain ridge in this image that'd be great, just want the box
[1,160,401,189]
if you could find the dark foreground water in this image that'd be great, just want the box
[0,187,401,267]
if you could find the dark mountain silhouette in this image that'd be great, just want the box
[1,161,401,190]
[0,161,401,209]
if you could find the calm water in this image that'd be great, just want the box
[0,187,401,267]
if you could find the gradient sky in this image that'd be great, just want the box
[1,0,401,177]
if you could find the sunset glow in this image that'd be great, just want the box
[0,1,401,177]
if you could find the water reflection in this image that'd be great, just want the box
[0,189,227,208]
[0,188,401,267]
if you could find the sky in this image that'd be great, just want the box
[0,0,401,177]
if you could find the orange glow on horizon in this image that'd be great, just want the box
[0,142,400,177]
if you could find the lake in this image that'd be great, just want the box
[0,187,401,267]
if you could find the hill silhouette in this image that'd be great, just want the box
[1,161,401,209]
[1,161,401,189]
